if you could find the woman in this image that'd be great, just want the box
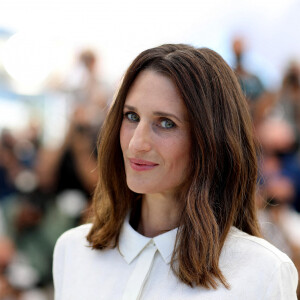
[53,44,298,299]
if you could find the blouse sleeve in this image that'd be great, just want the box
[263,261,298,299]
[52,233,67,300]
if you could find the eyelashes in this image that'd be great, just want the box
[124,111,177,129]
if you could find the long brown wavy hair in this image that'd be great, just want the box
[87,44,261,289]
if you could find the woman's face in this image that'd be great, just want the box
[120,70,191,197]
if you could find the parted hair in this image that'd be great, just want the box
[87,44,261,289]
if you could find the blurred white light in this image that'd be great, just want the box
[56,190,87,217]
[0,99,30,130]
[0,31,57,92]
[15,170,38,193]
[0,0,299,89]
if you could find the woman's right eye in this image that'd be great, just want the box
[125,112,140,122]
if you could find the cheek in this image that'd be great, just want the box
[120,123,130,152]
[164,137,191,170]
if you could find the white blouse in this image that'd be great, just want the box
[53,218,298,300]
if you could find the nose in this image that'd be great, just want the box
[128,121,152,153]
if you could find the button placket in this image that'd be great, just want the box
[122,240,158,300]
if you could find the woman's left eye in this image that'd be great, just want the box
[160,119,175,129]
[125,112,140,122]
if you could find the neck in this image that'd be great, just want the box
[137,193,180,238]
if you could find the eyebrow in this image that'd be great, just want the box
[123,104,183,123]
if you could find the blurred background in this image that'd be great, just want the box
[1,0,300,299]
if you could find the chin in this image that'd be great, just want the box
[127,185,150,194]
[126,180,157,194]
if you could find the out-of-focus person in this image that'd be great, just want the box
[232,37,265,103]
[271,62,300,136]
[63,49,111,128]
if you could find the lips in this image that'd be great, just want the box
[129,158,159,171]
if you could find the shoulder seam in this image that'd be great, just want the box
[57,223,92,242]
[229,232,291,263]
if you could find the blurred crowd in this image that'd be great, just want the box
[234,38,300,297]
[0,49,110,299]
[1,40,300,299]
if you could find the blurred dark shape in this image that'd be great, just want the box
[0,130,20,200]
[232,37,265,102]
[36,107,99,199]
[54,122,98,198]
[257,118,300,209]
[79,49,97,72]
[282,62,300,93]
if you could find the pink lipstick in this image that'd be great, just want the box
[129,158,158,171]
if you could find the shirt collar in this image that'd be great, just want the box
[118,216,178,265]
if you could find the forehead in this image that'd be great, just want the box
[125,70,187,117]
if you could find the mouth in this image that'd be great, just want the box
[128,158,159,171]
